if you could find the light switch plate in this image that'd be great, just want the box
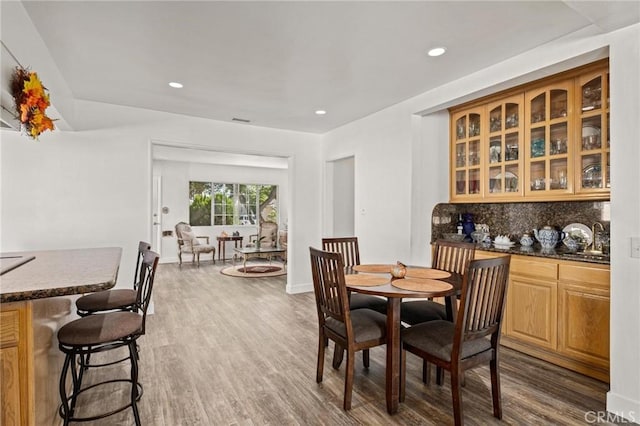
[632,237,640,258]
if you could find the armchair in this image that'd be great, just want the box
[246,220,278,249]
[175,222,215,267]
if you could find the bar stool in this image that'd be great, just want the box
[57,250,159,425]
[76,241,151,317]
[75,241,151,370]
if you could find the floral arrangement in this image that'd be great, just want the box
[10,67,55,139]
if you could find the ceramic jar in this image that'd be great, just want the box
[520,233,534,247]
[533,226,565,249]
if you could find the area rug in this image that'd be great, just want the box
[220,262,286,278]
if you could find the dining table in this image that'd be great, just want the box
[345,264,461,414]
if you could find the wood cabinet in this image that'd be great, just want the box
[524,80,574,198]
[1,301,34,426]
[575,68,610,195]
[504,258,557,350]
[450,107,484,201]
[557,264,610,371]
[449,59,609,203]
[477,251,610,382]
[486,94,524,199]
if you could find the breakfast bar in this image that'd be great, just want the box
[0,247,122,426]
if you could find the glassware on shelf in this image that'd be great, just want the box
[456,117,466,139]
[582,77,602,111]
[531,138,545,158]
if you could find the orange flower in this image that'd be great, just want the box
[10,67,55,140]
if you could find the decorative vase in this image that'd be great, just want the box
[462,213,475,239]
[390,261,407,280]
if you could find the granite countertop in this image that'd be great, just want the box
[0,247,122,303]
[473,243,610,265]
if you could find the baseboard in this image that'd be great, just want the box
[606,391,640,424]
[159,256,178,264]
[286,281,313,294]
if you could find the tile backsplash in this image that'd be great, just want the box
[431,201,610,241]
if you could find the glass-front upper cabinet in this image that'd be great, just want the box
[524,80,573,197]
[485,95,524,199]
[451,107,484,201]
[575,68,610,195]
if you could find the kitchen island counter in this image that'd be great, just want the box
[0,247,122,426]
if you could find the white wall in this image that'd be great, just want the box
[0,104,321,294]
[331,156,355,236]
[607,24,640,421]
[323,23,640,421]
[153,159,289,262]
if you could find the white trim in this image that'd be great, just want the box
[606,391,640,424]
[286,281,313,294]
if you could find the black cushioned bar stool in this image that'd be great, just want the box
[57,250,159,426]
[75,241,151,371]
[76,241,151,316]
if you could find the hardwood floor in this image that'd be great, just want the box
[71,261,613,425]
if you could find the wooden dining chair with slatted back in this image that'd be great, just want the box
[309,247,387,410]
[322,237,387,312]
[322,236,387,369]
[400,255,511,426]
[401,239,476,384]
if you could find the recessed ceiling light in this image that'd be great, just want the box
[315,110,327,115]
[427,47,447,57]
[168,82,183,88]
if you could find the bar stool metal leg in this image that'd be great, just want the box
[129,341,141,426]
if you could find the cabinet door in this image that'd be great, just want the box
[557,282,609,369]
[524,80,574,198]
[557,263,610,369]
[450,107,484,201]
[486,94,524,199]
[575,68,610,196]
[505,275,557,350]
[1,302,34,426]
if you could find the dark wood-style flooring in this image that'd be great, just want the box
[71,261,614,425]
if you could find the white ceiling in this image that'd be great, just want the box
[15,1,640,134]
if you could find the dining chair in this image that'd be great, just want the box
[309,247,387,410]
[400,255,511,426]
[401,239,476,383]
[57,250,160,425]
[322,237,387,313]
[322,236,387,369]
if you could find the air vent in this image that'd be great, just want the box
[231,117,251,123]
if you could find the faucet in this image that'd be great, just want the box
[587,222,605,253]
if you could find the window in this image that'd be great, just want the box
[189,182,212,226]
[189,181,277,226]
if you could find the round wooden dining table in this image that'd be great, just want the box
[345,265,461,415]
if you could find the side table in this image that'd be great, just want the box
[216,235,243,261]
